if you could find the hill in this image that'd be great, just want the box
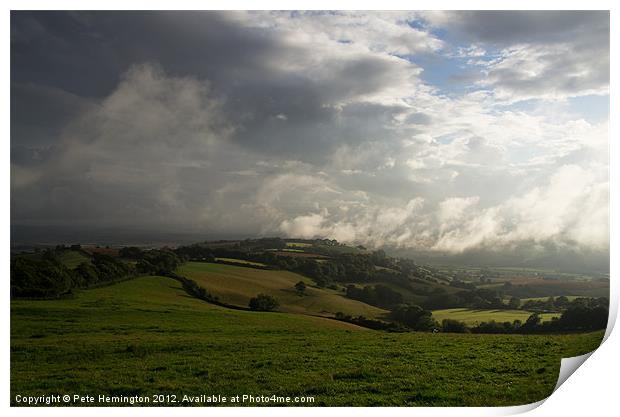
[178,262,387,319]
[11,275,604,406]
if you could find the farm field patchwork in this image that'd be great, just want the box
[432,308,560,325]
[11,275,604,406]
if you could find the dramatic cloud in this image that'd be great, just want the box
[11,11,609,260]
[422,11,609,102]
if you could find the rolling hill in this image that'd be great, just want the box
[11,274,604,406]
[178,262,388,319]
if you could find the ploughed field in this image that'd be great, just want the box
[11,274,603,406]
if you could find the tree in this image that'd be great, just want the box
[508,296,521,309]
[119,246,143,259]
[137,249,182,275]
[10,256,75,298]
[294,281,306,295]
[390,304,438,331]
[556,305,608,331]
[523,312,541,330]
[442,319,469,333]
[555,295,570,309]
[248,294,279,311]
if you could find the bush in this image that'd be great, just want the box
[248,294,279,311]
[346,284,403,308]
[390,304,438,331]
[119,246,144,259]
[137,250,182,275]
[441,319,470,333]
[294,280,306,294]
[11,255,75,298]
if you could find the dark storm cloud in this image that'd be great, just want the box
[11,11,280,97]
[12,11,422,161]
[11,83,95,155]
[431,11,609,46]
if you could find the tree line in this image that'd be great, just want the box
[11,250,135,299]
[334,300,608,334]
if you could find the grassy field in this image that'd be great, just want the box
[11,276,604,406]
[179,262,387,319]
[520,296,582,303]
[57,250,91,269]
[432,309,561,325]
[214,258,267,267]
[271,251,328,258]
[286,242,312,248]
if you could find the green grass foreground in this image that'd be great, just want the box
[11,275,603,406]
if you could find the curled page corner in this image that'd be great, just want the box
[507,348,601,415]
[504,398,547,415]
[553,351,595,392]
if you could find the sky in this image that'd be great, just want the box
[10,11,610,260]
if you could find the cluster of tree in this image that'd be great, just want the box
[521,296,564,312]
[302,253,378,284]
[235,237,287,251]
[449,280,477,290]
[549,303,608,331]
[520,296,608,313]
[172,274,219,303]
[457,288,506,309]
[441,319,470,333]
[248,294,279,311]
[174,245,268,265]
[136,250,183,275]
[85,253,136,285]
[423,287,506,310]
[345,284,404,308]
[334,312,408,332]
[469,320,527,334]
[11,251,136,298]
[389,304,438,331]
[11,253,75,298]
[441,304,608,334]
[173,244,215,262]
[294,281,306,295]
[118,246,145,259]
[314,238,341,246]
[335,304,437,332]
[498,283,579,299]
[276,253,422,289]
